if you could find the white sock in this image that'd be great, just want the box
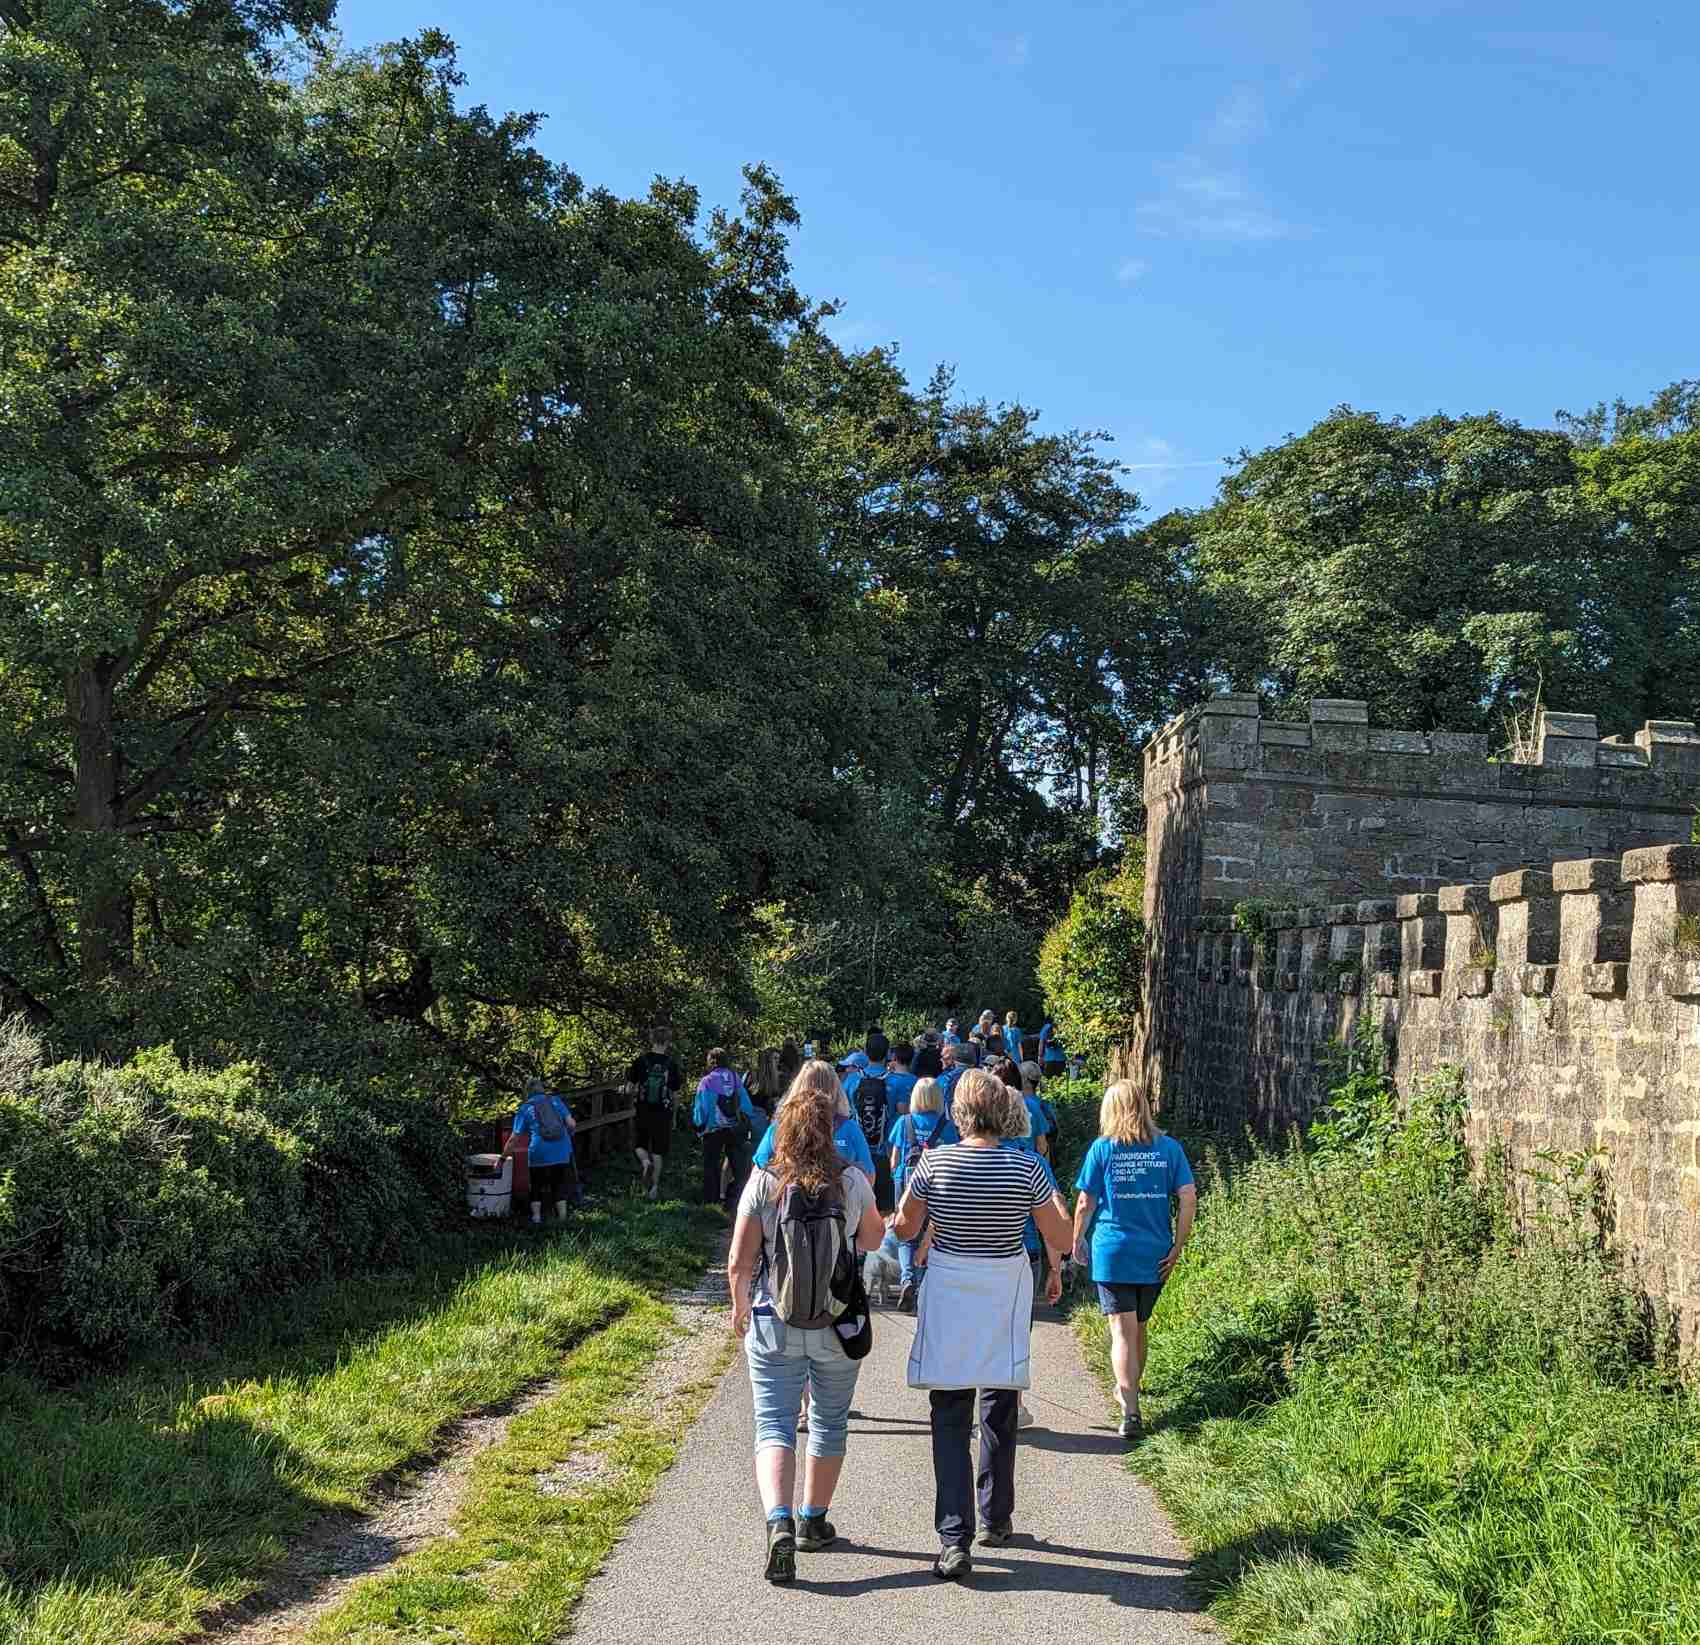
[554,1200,569,1220]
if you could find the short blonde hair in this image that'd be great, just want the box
[1100,1079,1159,1147]
[952,1069,1026,1139]
[910,1077,943,1116]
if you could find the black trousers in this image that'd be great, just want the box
[700,1128,748,1209]
[929,1386,1019,1547]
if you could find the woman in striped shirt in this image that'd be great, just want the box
[892,1069,1072,1581]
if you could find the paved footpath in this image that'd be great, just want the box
[569,1285,1209,1643]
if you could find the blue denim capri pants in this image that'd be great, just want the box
[745,1310,862,1458]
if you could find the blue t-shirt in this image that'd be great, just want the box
[1023,1094,1055,1146]
[885,1069,919,1113]
[936,1065,966,1116]
[1076,1134,1194,1284]
[751,1113,875,1175]
[513,1096,574,1166]
[999,1136,1057,1254]
[889,1110,958,1192]
[941,1030,961,1046]
[1003,1025,1024,1062]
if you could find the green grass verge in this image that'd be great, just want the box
[1051,1079,1700,1645]
[306,1297,734,1644]
[0,1189,721,1645]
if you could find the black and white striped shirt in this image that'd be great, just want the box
[910,1143,1052,1258]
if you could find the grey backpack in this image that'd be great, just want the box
[769,1180,851,1329]
[532,1095,568,1143]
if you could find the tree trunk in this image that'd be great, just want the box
[68,660,132,982]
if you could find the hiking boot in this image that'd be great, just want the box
[796,1515,838,1551]
[897,1281,916,1313]
[934,1544,972,1581]
[1119,1410,1144,1443]
[976,1522,1013,1547]
[764,1518,797,1584]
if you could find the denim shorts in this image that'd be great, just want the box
[1096,1280,1165,1321]
[745,1310,863,1459]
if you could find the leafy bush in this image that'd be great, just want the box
[1037,844,1145,1062]
[0,1023,461,1367]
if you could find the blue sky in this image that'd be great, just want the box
[339,1,1699,515]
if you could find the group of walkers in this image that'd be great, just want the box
[710,1019,1196,1587]
[502,1013,1196,1586]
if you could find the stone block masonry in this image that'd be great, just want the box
[1142,693,1700,1354]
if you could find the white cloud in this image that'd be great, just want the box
[1135,156,1296,243]
[1115,256,1149,284]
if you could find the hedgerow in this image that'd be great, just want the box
[0,1020,461,1368]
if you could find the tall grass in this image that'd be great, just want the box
[1057,1030,1700,1644]
[0,1194,721,1645]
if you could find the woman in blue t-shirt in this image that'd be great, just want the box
[1071,1079,1196,1441]
[886,1078,957,1312]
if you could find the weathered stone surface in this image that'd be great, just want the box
[1552,857,1622,893]
[1142,692,1700,1356]
[1584,962,1628,997]
[1203,692,1262,718]
[1310,699,1370,724]
[1438,884,1493,914]
[1490,868,1554,903]
[1663,961,1700,999]
[1624,845,1700,884]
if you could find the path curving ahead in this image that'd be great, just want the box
[567,1285,1209,1643]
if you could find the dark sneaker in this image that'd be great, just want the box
[934,1544,972,1581]
[1119,1410,1144,1442]
[976,1522,1013,1547]
[765,1519,796,1584]
[897,1281,916,1313]
[796,1516,838,1551]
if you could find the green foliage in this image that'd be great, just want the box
[1037,845,1145,1061]
[0,1189,721,1645]
[0,1021,459,1366]
[1068,1032,1693,1645]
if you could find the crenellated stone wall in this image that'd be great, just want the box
[1143,696,1700,1352]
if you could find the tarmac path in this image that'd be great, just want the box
[568,1278,1209,1644]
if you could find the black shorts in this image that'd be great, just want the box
[636,1104,673,1155]
[1096,1280,1165,1322]
[528,1160,575,1204]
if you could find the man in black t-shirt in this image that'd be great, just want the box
[626,1029,683,1200]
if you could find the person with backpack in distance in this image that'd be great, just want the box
[694,1047,760,1212]
[888,1075,957,1312]
[849,1051,896,1213]
[499,1077,578,1228]
[884,1041,919,1117]
[627,1028,682,1200]
[730,1074,885,1584]
[1072,1078,1197,1442]
[893,1070,1072,1579]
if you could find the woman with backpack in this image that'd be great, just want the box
[693,1048,760,1212]
[730,1069,885,1585]
[887,1076,957,1312]
[892,1069,1072,1580]
[499,1078,578,1228]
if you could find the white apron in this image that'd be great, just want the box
[906,1247,1034,1391]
